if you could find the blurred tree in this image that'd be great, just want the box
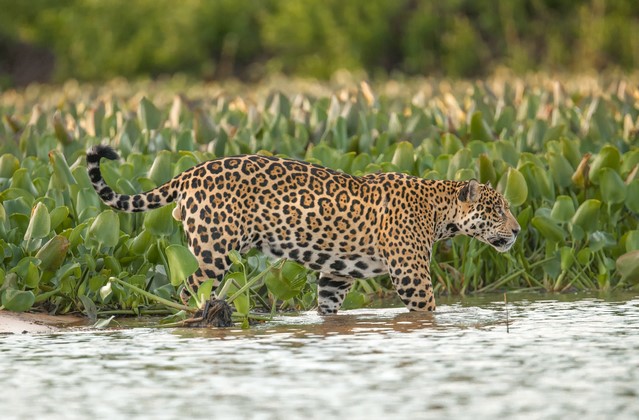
[0,0,637,85]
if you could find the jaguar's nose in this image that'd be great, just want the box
[512,228,520,236]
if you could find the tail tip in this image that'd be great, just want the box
[86,145,119,163]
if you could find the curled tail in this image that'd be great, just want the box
[86,145,178,212]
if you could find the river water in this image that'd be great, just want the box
[1,292,638,420]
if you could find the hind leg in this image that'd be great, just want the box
[180,266,226,305]
[317,273,355,315]
[179,224,239,305]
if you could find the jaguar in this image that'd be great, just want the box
[87,145,520,315]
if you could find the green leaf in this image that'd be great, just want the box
[351,153,372,174]
[616,251,639,284]
[0,205,6,236]
[342,290,368,310]
[52,111,73,144]
[620,149,639,177]
[559,246,574,271]
[391,141,415,173]
[441,133,463,154]
[48,150,77,190]
[35,235,69,272]
[467,140,489,157]
[76,188,102,219]
[625,231,639,252]
[561,138,581,168]
[447,148,472,179]
[516,205,533,230]
[387,112,402,137]
[2,289,35,312]
[68,222,88,249]
[194,108,217,145]
[503,167,528,207]
[89,210,120,248]
[589,231,615,253]
[24,261,40,288]
[477,153,496,186]
[10,256,39,280]
[547,152,574,189]
[148,151,173,186]
[160,310,190,324]
[577,248,592,265]
[103,256,121,275]
[138,97,162,131]
[531,215,565,243]
[598,168,626,204]
[165,244,199,287]
[228,250,243,266]
[224,272,249,315]
[571,199,601,233]
[433,155,450,177]
[543,124,565,142]
[265,261,307,301]
[24,202,51,243]
[625,180,639,213]
[494,106,514,134]
[0,154,20,178]
[550,196,575,223]
[174,155,199,175]
[19,125,38,157]
[589,145,620,185]
[196,279,214,304]
[144,205,176,237]
[470,111,493,141]
[492,141,518,167]
[79,294,97,320]
[454,168,476,181]
[49,206,70,231]
[519,162,554,202]
[526,119,546,150]
[130,229,153,255]
[13,171,44,199]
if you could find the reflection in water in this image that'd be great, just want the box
[1,293,638,419]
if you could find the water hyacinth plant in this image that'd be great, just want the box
[0,74,638,321]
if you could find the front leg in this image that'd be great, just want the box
[378,206,436,311]
[385,249,435,311]
[317,273,355,315]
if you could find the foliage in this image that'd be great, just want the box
[1,74,639,322]
[1,0,639,85]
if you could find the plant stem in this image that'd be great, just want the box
[97,309,174,316]
[109,277,194,313]
[227,258,286,304]
[475,256,555,293]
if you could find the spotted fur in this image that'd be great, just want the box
[87,145,520,314]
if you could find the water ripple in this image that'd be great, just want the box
[1,292,638,420]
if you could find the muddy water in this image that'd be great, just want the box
[1,292,638,419]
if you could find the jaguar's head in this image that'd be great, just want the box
[455,179,520,252]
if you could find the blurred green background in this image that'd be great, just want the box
[0,0,638,86]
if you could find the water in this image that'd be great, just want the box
[1,292,638,420]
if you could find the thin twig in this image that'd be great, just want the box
[504,292,509,334]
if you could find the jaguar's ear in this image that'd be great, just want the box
[459,179,480,203]
[485,181,492,189]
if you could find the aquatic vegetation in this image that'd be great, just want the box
[0,75,638,320]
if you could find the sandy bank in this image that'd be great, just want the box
[0,310,84,334]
